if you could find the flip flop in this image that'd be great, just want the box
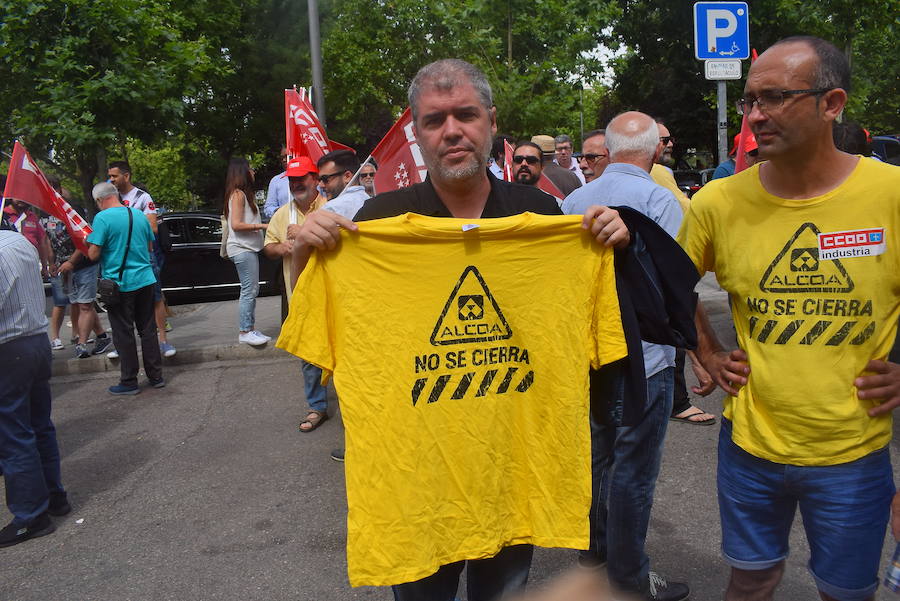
[670,405,717,426]
[298,410,328,433]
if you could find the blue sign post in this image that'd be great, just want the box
[694,2,750,60]
[694,2,750,163]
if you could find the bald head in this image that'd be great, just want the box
[604,111,660,171]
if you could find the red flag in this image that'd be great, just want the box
[3,141,92,253]
[329,140,355,153]
[285,88,330,163]
[537,174,564,202]
[503,140,515,182]
[370,108,427,194]
[734,48,759,174]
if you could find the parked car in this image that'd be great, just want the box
[872,135,900,166]
[157,212,280,303]
[673,168,716,198]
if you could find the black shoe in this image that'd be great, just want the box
[642,572,690,601]
[0,513,56,548]
[48,492,71,517]
[149,377,166,389]
[330,448,345,462]
[91,334,112,355]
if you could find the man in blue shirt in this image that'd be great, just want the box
[562,111,688,601]
[0,230,70,547]
[86,182,163,395]
[264,146,291,219]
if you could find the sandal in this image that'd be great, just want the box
[670,405,717,426]
[298,410,328,433]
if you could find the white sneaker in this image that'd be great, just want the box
[251,330,272,343]
[107,349,119,359]
[51,338,65,351]
[239,331,269,346]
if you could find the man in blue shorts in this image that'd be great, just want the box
[679,36,900,601]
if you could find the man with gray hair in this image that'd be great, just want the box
[86,182,163,395]
[295,58,631,601]
[555,134,586,184]
[562,111,689,601]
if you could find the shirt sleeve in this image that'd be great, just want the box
[590,246,628,368]
[675,197,714,276]
[86,212,107,247]
[264,176,282,219]
[275,250,336,380]
[142,193,157,215]
[264,208,284,245]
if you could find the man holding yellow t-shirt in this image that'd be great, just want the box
[679,36,900,601]
[291,59,631,601]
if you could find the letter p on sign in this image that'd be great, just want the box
[706,10,737,52]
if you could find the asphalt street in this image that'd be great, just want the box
[3,278,898,600]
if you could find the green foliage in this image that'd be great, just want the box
[320,0,619,151]
[113,139,198,212]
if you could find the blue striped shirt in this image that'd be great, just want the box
[0,230,48,344]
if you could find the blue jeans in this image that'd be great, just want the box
[0,333,65,525]
[391,544,533,601]
[231,251,259,332]
[300,360,327,413]
[580,366,674,593]
[718,418,893,601]
[49,274,69,307]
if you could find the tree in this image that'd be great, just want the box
[0,0,223,214]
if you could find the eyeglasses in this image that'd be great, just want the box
[580,153,608,163]
[318,171,345,184]
[660,136,674,145]
[735,88,833,115]
[512,155,541,165]
[359,172,376,179]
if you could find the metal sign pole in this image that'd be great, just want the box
[717,80,728,165]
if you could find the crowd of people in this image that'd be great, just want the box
[1,33,899,601]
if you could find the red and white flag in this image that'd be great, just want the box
[537,174,564,201]
[503,139,515,182]
[3,141,92,253]
[370,108,427,194]
[285,87,331,163]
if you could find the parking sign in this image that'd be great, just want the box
[694,2,750,60]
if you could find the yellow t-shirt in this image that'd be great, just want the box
[678,158,900,465]
[650,163,690,214]
[277,212,627,586]
[263,195,325,300]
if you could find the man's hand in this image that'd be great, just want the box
[297,210,358,251]
[699,348,750,396]
[857,359,900,417]
[580,205,630,249]
[687,350,716,396]
[286,223,303,241]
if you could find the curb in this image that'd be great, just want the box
[52,343,289,377]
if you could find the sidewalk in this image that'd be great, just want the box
[48,295,289,377]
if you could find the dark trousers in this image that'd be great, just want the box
[392,544,533,601]
[671,348,690,416]
[0,333,64,525]
[108,284,162,386]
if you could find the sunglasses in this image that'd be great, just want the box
[581,153,608,162]
[359,172,376,178]
[660,136,674,144]
[318,171,345,184]
[512,155,540,165]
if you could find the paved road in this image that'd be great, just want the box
[3,278,898,600]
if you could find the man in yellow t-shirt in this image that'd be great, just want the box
[679,36,900,601]
[263,155,328,433]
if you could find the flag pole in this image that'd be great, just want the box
[335,154,375,199]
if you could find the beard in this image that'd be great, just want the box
[420,134,492,182]
[516,169,539,185]
[660,148,674,167]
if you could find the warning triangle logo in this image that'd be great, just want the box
[759,222,854,293]
[430,265,513,346]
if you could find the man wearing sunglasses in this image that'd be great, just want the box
[511,141,544,187]
[318,149,371,220]
[649,122,690,215]
[579,129,609,183]
[680,36,900,601]
[358,160,377,196]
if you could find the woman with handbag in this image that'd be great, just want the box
[223,158,270,346]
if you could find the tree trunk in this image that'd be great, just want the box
[75,149,100,219]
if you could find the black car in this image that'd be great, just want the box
[157,212,280,303]
[872,135,900,166]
